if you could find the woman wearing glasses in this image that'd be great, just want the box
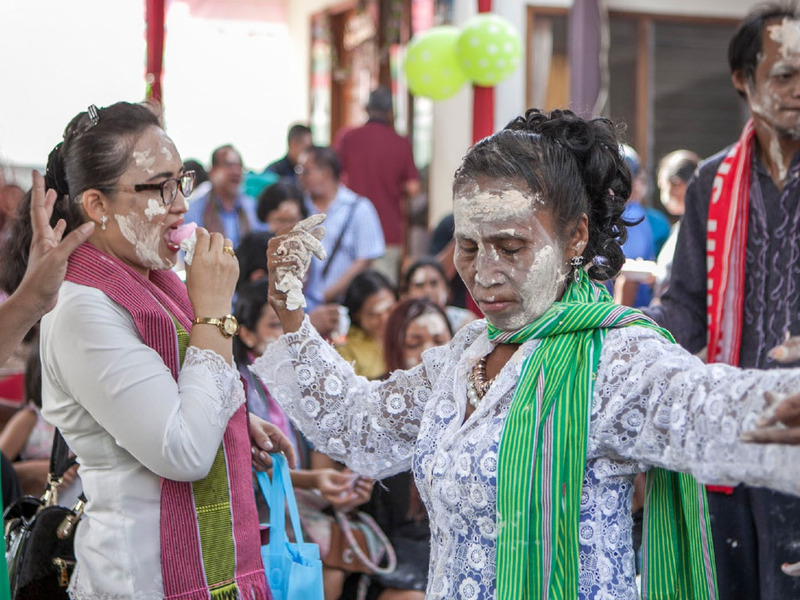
[0,102,295,599]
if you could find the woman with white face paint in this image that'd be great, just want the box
[256,108,800,600]
[0,102,295,600]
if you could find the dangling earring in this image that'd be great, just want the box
[100,215,107,231]
[570,255,584,283]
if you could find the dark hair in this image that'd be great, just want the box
[729,2,800,96]
[452,108,632,281]
[232,278,271,366]
[657,149,700,185]
[0,102,160,294]
[183,159,208,187]
[24,338,42,409]
[402,257,447,296]
[235,232,273,292]
[288,124,312,144]
[366,87,393,115]
[383,298,452,373]
[343,269,395,329]
[210,144,241,167]
[305,146,341,180]
[256,180,308,223]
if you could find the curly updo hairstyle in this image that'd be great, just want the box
[0,102,160,294]
[452,108,632,281]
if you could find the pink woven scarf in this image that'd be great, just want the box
[65,242,268,600]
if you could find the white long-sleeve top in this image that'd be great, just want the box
[40,281,245,600]
[253,316,800,600]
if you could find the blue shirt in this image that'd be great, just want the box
[620,202,655,308]
[184,188,265,248]
[303,185,385,311]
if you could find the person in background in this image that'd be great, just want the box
[360,297,453,600]
[236,180,308,291]
[614,144,657,308]
[0,102,294,599]
[296,146,385,311]
[402,257,478,333]
[336,270,396,381]
[650,149,700,303]
[0,339,82,504]
[184,144,264,248]
[645,5,800,597]
[256,107,800,600]
[265,123,313,185]
[336,87,420,285]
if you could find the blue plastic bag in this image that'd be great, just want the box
[256,455,323,600]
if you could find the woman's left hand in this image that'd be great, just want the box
[741,391,800,444]
[249,414,297,470]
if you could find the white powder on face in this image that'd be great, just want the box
[503,244,566,330]
[144,198,166,220]
[414,312,448,337]
[454,184,566,330]
[115,213,172,270]
[161,146,173,162]
[769,19,800,60]
[133,150,156,174]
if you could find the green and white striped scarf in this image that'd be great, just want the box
[492,271,717,600]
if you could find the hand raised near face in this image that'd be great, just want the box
[184,229,239,316]
[267,214,326,312]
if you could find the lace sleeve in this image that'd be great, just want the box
[182,346,245,428]
[251,316,442,478]
[593,326,800,496]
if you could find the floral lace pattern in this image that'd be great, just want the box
[184,346,245,427]
[253,317,800,599]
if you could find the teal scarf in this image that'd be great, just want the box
[492,271,717,599]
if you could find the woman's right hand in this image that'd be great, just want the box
[185,228,239,317]
[266,214,326,332]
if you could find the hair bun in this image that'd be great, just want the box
[44,142,70,199]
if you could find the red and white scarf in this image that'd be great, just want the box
[65,243,268,600]
[707,119,754,366]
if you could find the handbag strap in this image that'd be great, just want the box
[334,509,397,576]
[321,199,361,278]
[49,429,76,479]
[256,454,307,556]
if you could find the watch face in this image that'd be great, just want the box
[223,316,239,336]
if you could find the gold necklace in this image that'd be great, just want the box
[466,355,496,408]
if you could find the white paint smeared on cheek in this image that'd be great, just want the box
[502,244,566,330]
[144,198,166,220]
[133,150,156,175]
[114,213,172,270]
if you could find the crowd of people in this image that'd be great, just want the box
[2,3,800,600]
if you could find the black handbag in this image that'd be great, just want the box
[3,429,85,599]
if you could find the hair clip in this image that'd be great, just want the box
[87,105,100,127]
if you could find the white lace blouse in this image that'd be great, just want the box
[253,316,800,600]
[40,281,245,600]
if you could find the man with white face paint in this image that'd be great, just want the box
[645,4,800,597]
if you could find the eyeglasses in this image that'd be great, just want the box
[125,171,196,206]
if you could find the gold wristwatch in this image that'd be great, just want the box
[192,314,240,338]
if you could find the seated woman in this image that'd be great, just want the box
[402,257,478,333]
[0,339,82,504]
[363,298,453,600]
[0,102,294,600]
[335,270,396,381]
[254,108,800,600]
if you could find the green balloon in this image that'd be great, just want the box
[457,14,522,87]
[404,26,468,101]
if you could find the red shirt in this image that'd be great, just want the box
[337,120,418,245]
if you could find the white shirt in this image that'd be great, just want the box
[40,281,245,600]
[254,316,800,600]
